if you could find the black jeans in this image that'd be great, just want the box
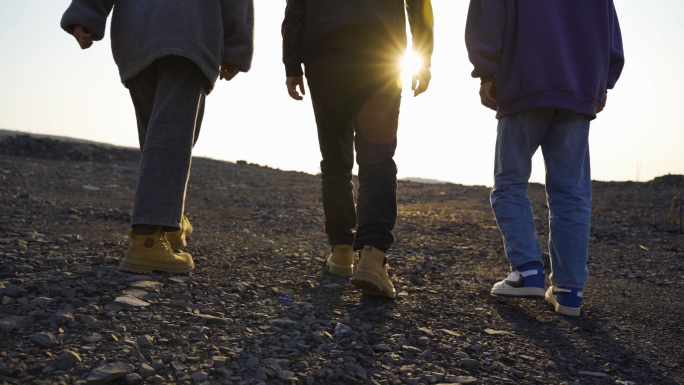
[305,45,402,252]
[126,56,208,230]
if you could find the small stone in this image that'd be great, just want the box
[459,359,478,368]
[212,356,228,368]
[450,375,478,384]
[129,281,163,291]
[2,284,19,297]
[49,309,73,324]
[372,344,391,352]
[343,362,367,378]
[113,296,149,308]
[84,333,103,344]
[124,373,143,385]
[271,317,298,326]
[86,362,135,385]
[122,289,149,299]
[139,363,155,378]
[137,335,154,349]
[191,371,208,382]
[277,371,296,381]
[194,314,232,325]
[578,371,610,378]
[159,353,174,364]
[0,315,32,333]
[246,356,260,368]
[149,374,165,384]
[52,350,82,369]
[30,332,58,348]
[484,328,511,336]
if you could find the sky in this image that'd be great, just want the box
[0,1,683,187]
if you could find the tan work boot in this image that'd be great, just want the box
[326,244,355,277]
[120,227,194,274]
[166,213,193,250]
[351,246,396,298]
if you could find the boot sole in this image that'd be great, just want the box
[490,287,545,298]
[119,258,194,274]
[545,293,581,316]
[351,269,395,298]
[326,258,353,277]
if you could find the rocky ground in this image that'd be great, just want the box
[0,134,682,385]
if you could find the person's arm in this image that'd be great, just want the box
[465,0,506,85]
[606,3,624,91]
[220,0,255,79]
[60,0,115,48]
[282,0,307,100]
[282,0,306,78]
[406,0,434,96]
[465,0,506,110]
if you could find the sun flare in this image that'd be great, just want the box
[401,52,423,78]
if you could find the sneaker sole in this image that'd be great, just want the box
[119,258,195,274]
[545,292,581,316]
[351,269,395,298]
[326,259,353,277]
[490,287,545,298]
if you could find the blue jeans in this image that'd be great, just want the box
[492,108,591,289]
[127,56,208,230]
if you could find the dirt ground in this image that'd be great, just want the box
[0,134,682,385]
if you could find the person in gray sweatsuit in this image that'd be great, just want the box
[61,0,254,274]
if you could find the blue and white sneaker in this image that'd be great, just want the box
[490,262,545,298]
[545,286,583,316]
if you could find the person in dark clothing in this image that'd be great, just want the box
[465,0,624,316]
[282,0,434,298]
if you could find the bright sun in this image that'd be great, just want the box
[401,51,423,78]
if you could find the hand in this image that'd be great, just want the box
[479,82,498,110]
[412,68,431,97]
[73,25,94,49]
[220,61,240,81]
[286,76,305,100]
[596,92,607,113]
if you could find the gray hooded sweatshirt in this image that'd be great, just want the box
[61,0,254,92]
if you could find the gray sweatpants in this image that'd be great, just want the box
[127,56,208,230]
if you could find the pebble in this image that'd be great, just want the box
[52,350,82,369]
[129,280,163,291]
[30,332,59,348]
[113,296,150,308]
[0,315,32,332]
[124,373,143,385]
[86,363,135,384]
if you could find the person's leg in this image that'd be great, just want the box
[130,56,208,230]
[348,49,402,298]
[491,108,555,269]
[305,53,357,248]
[489,108,554,297]
[353,97,400,252]
[541,110,591,290]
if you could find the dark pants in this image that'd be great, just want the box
[305,46,402,252]
[126,56,208,230]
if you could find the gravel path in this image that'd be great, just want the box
[0,135,682,385]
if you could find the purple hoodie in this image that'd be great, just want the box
[465,0,624,119]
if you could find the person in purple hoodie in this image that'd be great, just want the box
[465,0,624,316]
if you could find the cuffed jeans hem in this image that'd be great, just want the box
[510,257,543,271]
[328,235,355,247]
[131,216,180,229]
[353,243,391,253]
[552,281,587,290]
